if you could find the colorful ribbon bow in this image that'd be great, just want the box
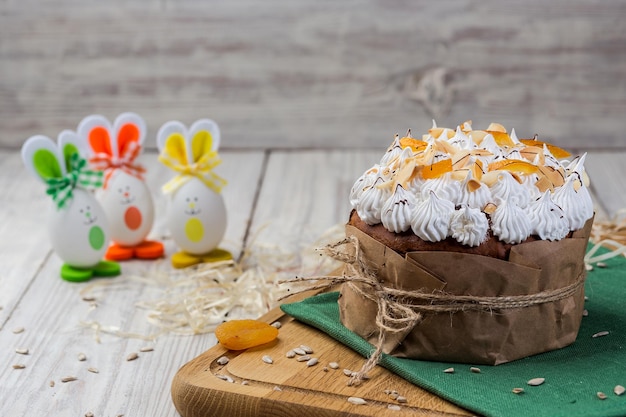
[89,140,145,188]
[158,150,227,195]
[45,153,104,209]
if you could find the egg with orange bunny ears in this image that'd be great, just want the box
[157,119,230,268]
[79,113,163,261]
[21,131,120,281]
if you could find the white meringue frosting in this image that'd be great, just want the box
[349,165,380,209]
[527,191,569,241]
[489,171,530,208]
[381,185,416,233]
[356,177,389,225]
[350,121,593,246]
[491,200,532,244]
[450,205,489,247]
[458,171,492,210]
[552,175,594,230]
[420,173,461,204]
[410,191,454,242]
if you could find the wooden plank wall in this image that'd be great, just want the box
[1,0,625,150]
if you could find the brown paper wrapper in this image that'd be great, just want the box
[338,217,594,365]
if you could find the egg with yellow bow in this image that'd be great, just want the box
[157,119,228,258]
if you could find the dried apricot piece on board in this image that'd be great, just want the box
[215,319,279,350]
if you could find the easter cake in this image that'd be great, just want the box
[339,121,594,365]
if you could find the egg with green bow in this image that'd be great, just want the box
[21,131,117,280]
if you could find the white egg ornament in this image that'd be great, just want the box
[157,119,231,269]
[167,177,227,254]
[21,132,121,282]
[79,113,164,260]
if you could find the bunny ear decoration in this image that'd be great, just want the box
[22,134,104,209]
[112,112,146,158]
[22,135,66,183]
[189,119,220,162]
[80,113,146,187]
[156,121,191,165]
[78,115,115,158]
[157,119,227,195]
[58,130,88,172]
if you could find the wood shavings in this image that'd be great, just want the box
[78,224,344,341]
[586,210,626,265]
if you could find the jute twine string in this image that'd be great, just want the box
[280,235,586,386]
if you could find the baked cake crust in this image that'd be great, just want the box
[348,209,547,260]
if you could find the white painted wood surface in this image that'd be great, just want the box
[0,148,624,417]
[1,1,625,150]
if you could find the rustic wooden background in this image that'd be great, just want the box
[1,0,625,151]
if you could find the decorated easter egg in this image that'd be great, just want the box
[48,188,109,267]
[99,171,155,246]
[166,177,227,255]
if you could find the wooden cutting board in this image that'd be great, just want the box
[171,290,474,417]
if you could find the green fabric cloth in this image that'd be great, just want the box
[280,249,626,417]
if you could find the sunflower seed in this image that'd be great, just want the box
[273,386,282,391]
[348,397,367,405]
[512,388,525,394]
[285,350,296,358]
[585,263,593,271]
[216,374,234,383]
[387,404,401,411]
[271,321,282,329]
[443,367,455,373]
[328,362,339,369]
[597,392,607,400]
[296,355,311,362]
[584,295,589,301]
[15,348,29,355]
[126,352,139,361]
[216,356,229,365]
[306,358,318,367]
[82,296,96,302]
[389,392,399,400]
[78,353,87,362]
[61,376,78,383]
[12,364,25,369]
[592,331,609,338]
[88,367,99,374]
[262,355,273,364]
[12,327,25,334]
[139,346,154,353]
[597,262,607,268]
[49,380,55,387]
[396,396,407,403]
[299,345,314,354]
[614,385,625,396]
[470,367,481,373]
[85,412,94,417]
[241,380,249,386]
[527,377,545,386]
[343,369,354,377]
[583,309,589,317]
[293,347,307,355]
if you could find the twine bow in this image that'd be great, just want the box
[45,153,104,209]
[158,150,227,195]
[89,140,145,188]
[281,235,586,386]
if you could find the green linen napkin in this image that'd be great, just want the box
[280,250,626,417]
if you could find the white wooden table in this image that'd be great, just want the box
[0,148,625,417]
